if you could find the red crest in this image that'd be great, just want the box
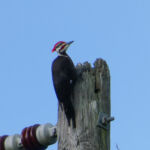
[52,41,66,52]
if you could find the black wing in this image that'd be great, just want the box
[52,56,77,103]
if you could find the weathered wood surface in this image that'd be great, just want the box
[57,58,110,150]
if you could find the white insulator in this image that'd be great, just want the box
[4,134,24,150]
[36,123,57,146]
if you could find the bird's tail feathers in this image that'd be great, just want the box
[63,101,76,128]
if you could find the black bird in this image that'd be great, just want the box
[51,41,77,128]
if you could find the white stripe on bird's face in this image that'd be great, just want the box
[56,43,69,54]
[55,43,65,53]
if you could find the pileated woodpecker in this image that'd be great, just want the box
[51,41,77,128]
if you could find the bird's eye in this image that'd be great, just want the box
[56,42,65,49]
[56,43,62,49]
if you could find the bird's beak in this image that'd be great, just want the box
[67,41,74,45]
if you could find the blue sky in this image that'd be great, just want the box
[0,0,150,150]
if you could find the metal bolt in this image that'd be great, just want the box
[102,116,115,124]
[97,112,115,130]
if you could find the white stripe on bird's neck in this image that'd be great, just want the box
[58,53,68,57]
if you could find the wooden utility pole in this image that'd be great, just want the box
[0,58,113,150]
[57,58,112,150]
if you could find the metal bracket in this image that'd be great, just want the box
[97,112,115,130]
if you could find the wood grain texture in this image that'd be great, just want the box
[57,58,110,150]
